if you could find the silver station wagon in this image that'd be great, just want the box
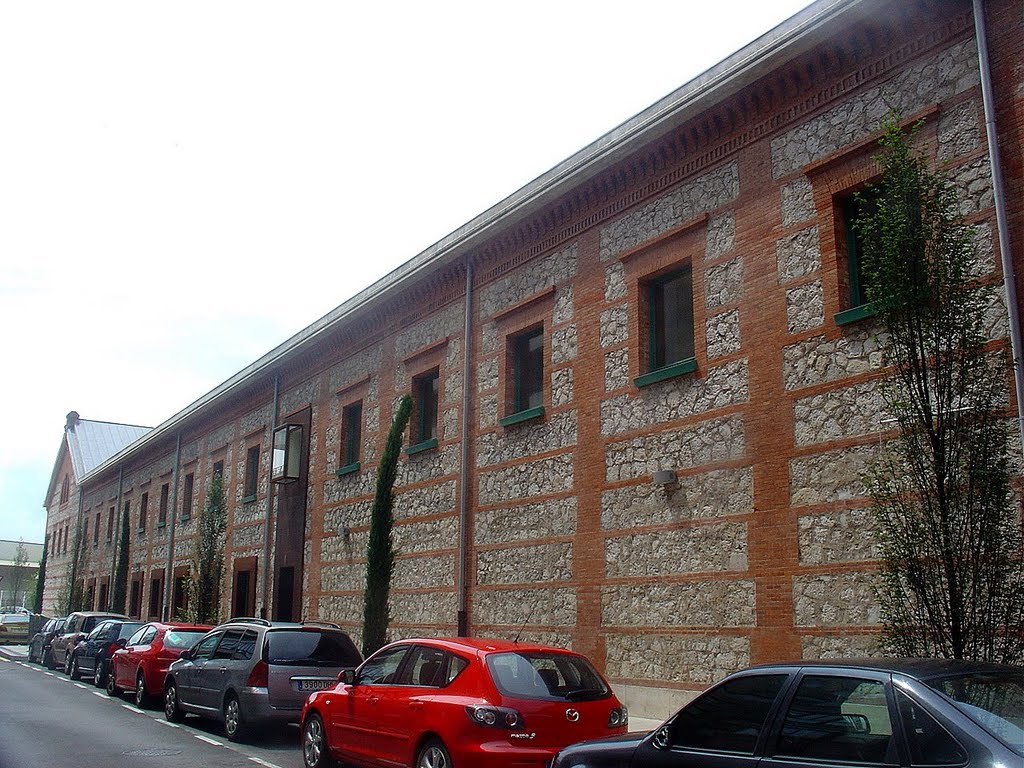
[163,618,362,741]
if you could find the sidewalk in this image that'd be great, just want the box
[627,715,662,731]
[0,644,29,660]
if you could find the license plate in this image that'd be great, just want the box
[297,679,333,692]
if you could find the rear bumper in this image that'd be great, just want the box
[238,687,304,726]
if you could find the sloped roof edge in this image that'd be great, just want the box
[81,0,858,486]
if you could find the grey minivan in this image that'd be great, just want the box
[164,618,362,742]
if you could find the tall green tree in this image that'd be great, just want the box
[189,472,227,624]
[861,118,1024,663]
[110,506,130,613]
[33,535,48,614]
[57,526,87,614]
[362,394,413,655]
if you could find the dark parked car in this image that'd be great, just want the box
[28,616,66,665]
[164,618,362,742]
[300,636,628,768]
[552,659,1024,768]
[50,611,129,672]
[108,621,214,707]
[69,618,145,686]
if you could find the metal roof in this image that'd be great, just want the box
[0,539,45,567]
[66,417,151,479]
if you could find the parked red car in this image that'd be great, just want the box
[106,621,213,707]
[300,637,628,768]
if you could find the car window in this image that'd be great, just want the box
[233,630,258,661]
[164,629,205,650]
[486,651,610,702]
[669,674,788,754]
[396,645,457,687]
[775,675,894,764]
[127,626,149,646]
[118,622,144,639]
[925,671,1024,756]
[358,646,409,685]
[896,690,967,766]
[192,632,222,660]
[43,619,55,633]
[213,629,244,660]
[266,630,362,667]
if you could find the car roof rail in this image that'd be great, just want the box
[301,620,342,630]
[222,616,272,626]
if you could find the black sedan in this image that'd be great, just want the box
[70,618,145,687]
[28,616,66,666]
[553,659,1023,768]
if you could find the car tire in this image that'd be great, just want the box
[416,738,452,768]
[134,671,149,708]
[302,713,335,768]
[106,666,122,697]
[164,681,185,723]
[27,644,37,664]
[223,694,247,743]
[63,652,72,675]
[69,654,82,681]
[94,660,108,689]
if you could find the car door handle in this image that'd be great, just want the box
[369,696,380,705]
[409,702,424,711]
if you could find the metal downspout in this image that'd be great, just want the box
[261,374,280,619]
[163,433,182,620]
[112,466,123,607]
[974,0,1024,448]
[458,259,474,636]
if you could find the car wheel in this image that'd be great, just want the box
[63,652,72,675]
[94,660,108,689]
[27,644,37,664]
[134,671,149,708]
[106,666,122,697]
[416,738,452,768]
[164,681,185,723]
[69,654,81,681]
[223,694,246,742]
[302,713,335,768]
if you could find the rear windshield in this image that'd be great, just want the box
[164,630,208,650]
[486,651,611,702]
[266,630,362,667]
[927,671,1024,756]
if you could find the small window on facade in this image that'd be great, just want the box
[139,492,148,532]
[510,326,544,414]
[835,185,882,324]
[149,574,163,619]
[173,575,188,617]
[98,581,108,612]
[106,506,114,543]
[342,400,363,469]
[60,475,70,505]
[82,517,89,548]
[129,578,142,618]
[646,266,695,372]
[213,460,224,477]
[86,582,95,610]
[181,473,194,521]
[93,512,101,547]
[412,369,439,445]
[244,445,260,500]
[158,483,169,527]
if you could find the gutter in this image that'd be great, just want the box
[973,0,1024,449]
[75,0,856,486]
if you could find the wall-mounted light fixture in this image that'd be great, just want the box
[652,468,679,494]
[271,424,303,484]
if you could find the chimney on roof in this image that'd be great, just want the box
[66,411,80,430]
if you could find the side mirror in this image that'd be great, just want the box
[338,669,356,685]
[179,649,193,661]
[113,638,127,649]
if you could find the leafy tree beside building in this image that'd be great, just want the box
[860,119,1024,663]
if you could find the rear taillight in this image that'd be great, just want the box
[466,705,524,729]
[608,705,628,728]
[246,660,269,687]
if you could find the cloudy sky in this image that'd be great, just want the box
[0,0,814,544]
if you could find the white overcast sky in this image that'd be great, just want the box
[0,0,814,544]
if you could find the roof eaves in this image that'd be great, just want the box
[80,0,859,486]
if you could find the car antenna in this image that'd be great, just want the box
[512,614,529,644]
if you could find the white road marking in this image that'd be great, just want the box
[156,719,180,729]
[92,691,107,698]
[74,683,90,690]
[193,734,224,747]
[248,758,282,768]
[121,704,144,713]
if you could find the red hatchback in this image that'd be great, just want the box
[106,621,213,707]
[300,637,628,768]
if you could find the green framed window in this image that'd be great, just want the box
[512,326,544,413]
[243,445,259,501]
[413,369,439,445]
[647,266,695,370]
[835,187,881,325]
[341,400,363,471]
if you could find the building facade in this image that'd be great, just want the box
[42,0,1022,717]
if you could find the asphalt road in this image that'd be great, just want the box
[0,655,304,768]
